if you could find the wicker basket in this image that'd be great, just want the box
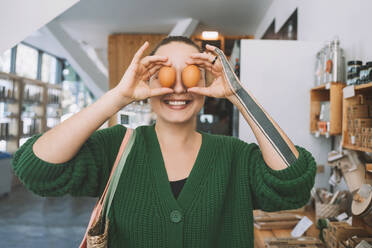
[315,202,344,221]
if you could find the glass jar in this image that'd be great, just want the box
[366,62,372,83]
[359,65,368,84]
[347,60,362,74]
[350,73,359,85]
[347,74,353,86]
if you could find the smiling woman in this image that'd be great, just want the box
[11,36,316,248]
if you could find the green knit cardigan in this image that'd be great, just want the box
[12,124,316,248]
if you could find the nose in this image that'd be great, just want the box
[172,70,187,93]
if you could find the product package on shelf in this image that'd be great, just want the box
[327,150,366,192]
[254,211,303,230]
[323,221,372,248]
[347,59,372,86]
[264,237,324,248]
[340,237,372,248]
[346,94,372,148]
[311,188,350,221]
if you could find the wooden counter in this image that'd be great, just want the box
[254,209,319,248]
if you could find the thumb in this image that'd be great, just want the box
[150,87,174,97]
[187,87,213,97]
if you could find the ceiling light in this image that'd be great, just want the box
[202,31,219,40]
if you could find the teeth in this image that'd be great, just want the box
[167,101,187,105]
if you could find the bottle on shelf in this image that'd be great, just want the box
[323,41,333,84]
[314,51,323,86]
[47,88,60,106]
[331,38,345,83]
[0,79,17,103]
[0,122,10,140]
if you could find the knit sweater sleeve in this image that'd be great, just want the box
[11,124,126,197]
[234,138,316,212]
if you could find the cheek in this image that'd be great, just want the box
[193,94,205,112]
[150,96,161,110]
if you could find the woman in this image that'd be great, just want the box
[12,36,316,247]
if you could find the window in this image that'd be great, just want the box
[0,49,11,73]
[15,44,38,79]
[41,53,57,83]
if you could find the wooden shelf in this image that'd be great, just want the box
[310,82,346,135]
[343,144,372,153]
[355,81,372,91]
[342,81,372,151]
[0,72,62,153]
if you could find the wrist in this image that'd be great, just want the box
[108,88,134,110]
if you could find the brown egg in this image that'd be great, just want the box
[158,66,176,88]
[182,65,200,88]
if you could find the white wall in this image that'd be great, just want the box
[239,40,331,189]
[255,0,371,61]
[0,0,80,53]
[252,0,371,189]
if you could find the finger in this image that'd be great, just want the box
[190,53,215,63]
[143,60,172,72]
[148,64,162,75]
[187,86,213,97]
[186,59,213,70]
[150,87,174,97]
[141,55,168,68]
[132,41,149,63]
[143,64,162,81]
[205,44,218,53]
[145,60,172,75]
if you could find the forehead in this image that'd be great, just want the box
[155,42,199,66]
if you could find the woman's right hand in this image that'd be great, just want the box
[113,41,174,106]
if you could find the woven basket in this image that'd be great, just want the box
[315,202,343,221]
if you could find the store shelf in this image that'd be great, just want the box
[311,130,331,137]
[354,81,372,91]
[22,100,42,106]
[0,72,62,153]
[47,103,62,108]
[0,135,18,141]
[310,82,346,135]
[21,115,44,119]
[343,144,372,153]
[342,81,372,151]
[0,98,17,104]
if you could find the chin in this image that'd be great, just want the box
[159,113,196,124]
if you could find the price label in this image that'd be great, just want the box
[291,216,313,238]
[343,85,355,98]
[336,212,348,221]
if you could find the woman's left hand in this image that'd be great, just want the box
[186,44,234,99]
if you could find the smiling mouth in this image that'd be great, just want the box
[164,100,192,105]
[162,99,193,110]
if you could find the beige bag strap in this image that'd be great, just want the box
[79,128,133,248]
[99,128,134,205]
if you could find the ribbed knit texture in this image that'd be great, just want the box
[12,124,316,248]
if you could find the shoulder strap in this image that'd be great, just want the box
[103,128,136,220]
[96,128,134,209]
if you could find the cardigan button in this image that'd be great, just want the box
[170,210,182,223]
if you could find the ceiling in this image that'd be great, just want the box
[54,0,273,49]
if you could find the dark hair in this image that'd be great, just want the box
[150,36,202,55]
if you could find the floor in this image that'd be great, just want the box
[0,185,96,248]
